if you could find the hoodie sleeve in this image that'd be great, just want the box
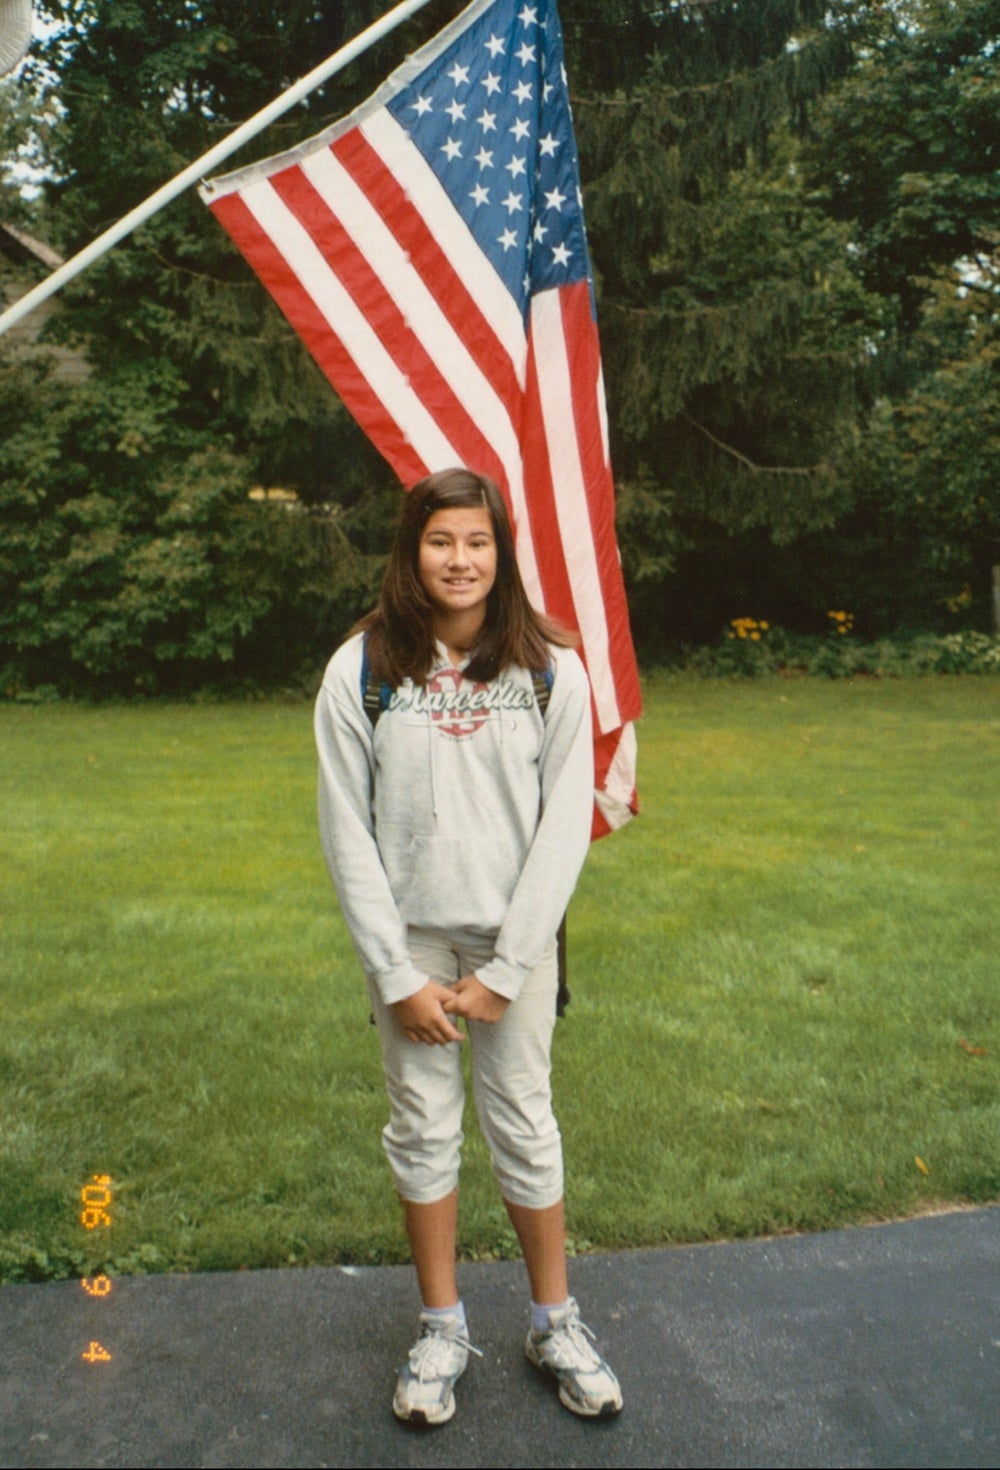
[475,647,595,1003]
[313,639,430,1007]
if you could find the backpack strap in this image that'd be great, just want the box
[556,914,570,1019]
[532,664,554,718]
[359,634,392,729]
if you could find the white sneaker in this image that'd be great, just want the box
[525,1297,623,1417]
[392,1311,481,1426]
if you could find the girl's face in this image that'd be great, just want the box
[417,506,498,624]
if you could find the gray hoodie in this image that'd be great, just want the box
[314,633,594,1006]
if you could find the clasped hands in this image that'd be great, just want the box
[392,976,509,1045]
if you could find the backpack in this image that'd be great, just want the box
[358,635,569,1016]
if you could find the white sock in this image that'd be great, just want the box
[421,1300,467,1332]
[531,1298,570,1333]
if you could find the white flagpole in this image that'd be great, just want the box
[0,0,437,339]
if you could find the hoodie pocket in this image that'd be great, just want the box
[396,832,521,931]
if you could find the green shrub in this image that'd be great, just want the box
[687,622,1000,679]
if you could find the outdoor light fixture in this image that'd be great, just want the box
[0,0,33,78]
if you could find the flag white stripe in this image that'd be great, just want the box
[594,725,638,829]
[605,723,638,806]
[240,178,463,474]
[530,290,620,731]
[298,147,544,609]
[362,111,527,385]
[597,358,611,468]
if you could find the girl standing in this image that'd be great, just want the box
[314,467,622,1425]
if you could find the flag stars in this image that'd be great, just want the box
[386,10,590,298]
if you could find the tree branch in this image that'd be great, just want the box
[682,415,827,476]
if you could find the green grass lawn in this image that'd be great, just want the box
[2,675,998,1281]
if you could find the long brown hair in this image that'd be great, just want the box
[356,467,575,686]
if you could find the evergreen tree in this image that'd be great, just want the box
[568,1,885,646]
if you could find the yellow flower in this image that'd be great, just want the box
[731,616,767,639]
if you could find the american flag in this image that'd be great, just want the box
[201,0,640,833]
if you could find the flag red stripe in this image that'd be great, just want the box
[267,165,511,493]
[333,128,525,415]
[560,285,643,722]
[210,189,428,486]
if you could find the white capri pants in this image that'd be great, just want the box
[366,927,563,1209]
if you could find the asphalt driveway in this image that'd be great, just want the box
[1,1206,997,1469]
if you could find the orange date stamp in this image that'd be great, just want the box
[79,1174,113,1364]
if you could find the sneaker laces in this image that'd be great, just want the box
[543,1309,603,1372]
[408,1322,482,1382]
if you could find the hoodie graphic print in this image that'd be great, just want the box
[390,667,536,739]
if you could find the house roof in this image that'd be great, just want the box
[0,218,90,382]
[0,219,63,271]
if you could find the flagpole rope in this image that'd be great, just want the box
[0,0,437,339]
